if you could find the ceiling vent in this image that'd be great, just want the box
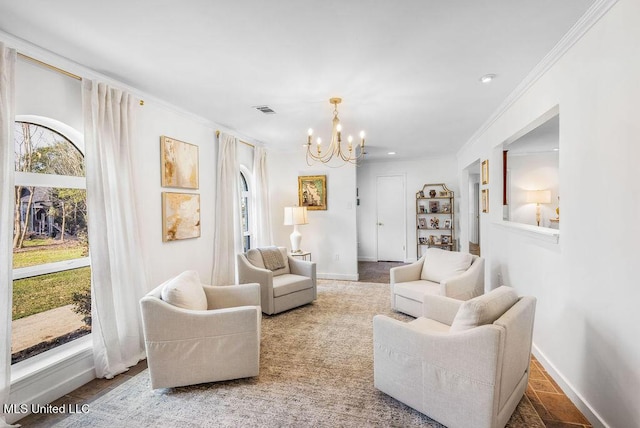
[254,105,276,114]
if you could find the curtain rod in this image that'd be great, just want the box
[215,130,255,148]
[18,52,81,80]
[17,52,145,106]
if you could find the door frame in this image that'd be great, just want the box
[375,174,406,262]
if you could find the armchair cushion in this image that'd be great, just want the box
[394,280,440,302]
[160,270,207,311]
[420,248,473,283]
[450,285,518,332]
[273,274,314,297]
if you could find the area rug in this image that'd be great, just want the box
[54,280,543,427]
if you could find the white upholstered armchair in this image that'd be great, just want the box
[140,271,261,389]
[237,247,316,315]
[390,248,484,317]
[374,286,536,428]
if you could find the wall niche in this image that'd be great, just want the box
[502,108,560,230]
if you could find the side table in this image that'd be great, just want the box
[290,251,311,261]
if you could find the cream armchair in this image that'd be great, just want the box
[140,271,261,389]
[391,248,484,317]
[237,247,316,315]
[374,286,536,428]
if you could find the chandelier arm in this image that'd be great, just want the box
[304,97,365,167]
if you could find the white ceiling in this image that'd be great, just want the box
[0,1,595,162]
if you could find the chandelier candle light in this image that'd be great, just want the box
[283,206,308,253]
[306,97,365,166]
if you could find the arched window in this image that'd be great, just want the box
[240,170,251,252]
[11,116,90,364]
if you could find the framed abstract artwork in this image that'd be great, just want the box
[481,159,489,185]
[160,136,199,189]
[298,175,327,210]
[482,189,489,213]
[162,192,201,241]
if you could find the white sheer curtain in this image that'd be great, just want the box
[252,146,272,247]
[82,80,146,379]
[0,42,17,428]
[211,132,242,285]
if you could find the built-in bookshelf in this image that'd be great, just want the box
[416,183,455,257]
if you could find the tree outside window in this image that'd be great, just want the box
[11,120,91,364]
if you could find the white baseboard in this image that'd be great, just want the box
[317,272,359,281]
[532,343,609,428]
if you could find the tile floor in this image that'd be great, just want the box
[527,357,592,427]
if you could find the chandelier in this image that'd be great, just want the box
[306,97,365,166]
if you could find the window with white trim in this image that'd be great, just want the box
[11,118,91,364]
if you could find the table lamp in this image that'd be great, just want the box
[283,206,308,253]
[526,190,551,226]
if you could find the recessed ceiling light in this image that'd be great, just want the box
[479,74,496,84]
[553,148,559,151]
[387,151,396,155]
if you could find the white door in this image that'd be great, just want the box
[376,175,405,261]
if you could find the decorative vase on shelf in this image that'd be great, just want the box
[429,190,436,198]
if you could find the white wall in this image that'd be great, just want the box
[268,150,358,280]
[457,1,640,426]
[357,156,457,262]
[16,58,82,131]
[133,102,219,288]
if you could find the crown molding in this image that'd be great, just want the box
[457,0,620,156]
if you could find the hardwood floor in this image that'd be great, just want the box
[17,263,592,427]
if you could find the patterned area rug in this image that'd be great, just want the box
[55,280,543,427]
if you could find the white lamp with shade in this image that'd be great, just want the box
[283,206,308,253]
[526,190,551,226]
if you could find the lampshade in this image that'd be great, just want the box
[283,206,308,226]
[526,190,551,204]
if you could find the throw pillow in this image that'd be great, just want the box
[449,286,519,332]
[160,270,207,311]
[420,248,473,283]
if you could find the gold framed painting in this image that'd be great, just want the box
[298,175,327,211]
[160,136,199,189]
[481,189,489,213]
[481,159,489,185]
[162,192,201,242]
